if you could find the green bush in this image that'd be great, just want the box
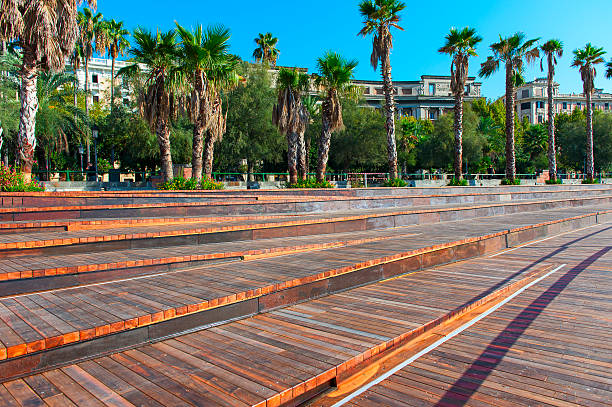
[501,178,521,185]
[158,176,224,190]
[200,178,225,190]
[545,178,563,185]
[382,178,408,187]
[581,178,600,184]
[0,164,45,192]
[447,178,468,186]
[286,177,333,189]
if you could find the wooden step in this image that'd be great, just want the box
[0,196,610,259]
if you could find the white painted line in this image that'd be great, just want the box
[331,263,567,407]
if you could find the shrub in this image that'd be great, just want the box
[501,178,521,185]
[0,164,45,192]
[158,176,224,190]
[200,178,225,190]
[581,178,600,184]
[286,177,333,189]
[382,178,408,187]
[545,178,563,185]
[447,178,468,186]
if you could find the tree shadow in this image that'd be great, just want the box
[433,246,611,406]
[453,226,612,311]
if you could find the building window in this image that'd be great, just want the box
[538,115,543,124]
[520,102,531,110]
[429,84,435,95]
[429,110,435,120]
[93,95,99,104]
[606,103,609,110]
[536,101,544,109]
[521,89,529,99]
[92,74,98,84]
[363,87,370,95]
[563,102,567,109]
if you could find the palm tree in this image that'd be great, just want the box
[69,42,85,107]
[438,27,482,181]
[606,59,612,79]
[300,95,319,178]
[571,43,606,182]
[0,0,95,180]
[272,68,310,184]
[36,72,88,179]
[176,23,238,182]
[118,28,183,182]
[358,0,405,179]
[77,8,106,116]
[253,33,280,66]
[314,51,358,182]
[540,39,563,182]
[105,19,130,107]
[479,33,539,181]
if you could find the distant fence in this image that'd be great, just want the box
[33,170,609,185]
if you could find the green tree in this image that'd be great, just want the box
[329,99,387,172]
[314,51,358,181]
[272,68,310,183]
[398,116,433,172]
[479,33,540,181]
[606,59,612,79]
[175,23,238,181]
[252,33,280,66]
[78,8,106,117]
[217,63,284,177]
[119,28,183,182]
[358,0,406,179]
[557,112,612,173]
[0,0,94,180]
[439,27,482,180]
[540,39,563,181]
[104,19,130,107]
[35,72,88,178]
[571,43,606,181]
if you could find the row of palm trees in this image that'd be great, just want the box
[1,0,611,183]
[361,0,612,184]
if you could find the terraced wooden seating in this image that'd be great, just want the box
[0,206,608,381]
[2,224,608,407]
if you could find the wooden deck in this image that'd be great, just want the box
[0,206,606,375]
[311,225,612,407]
[2,224,610,406]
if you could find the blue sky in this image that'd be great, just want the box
[95,0,612,99]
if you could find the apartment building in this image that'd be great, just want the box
[68,57,133,107]
[512,78,612,124]
[355,75,483,120]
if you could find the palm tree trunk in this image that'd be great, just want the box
[203,130,215,180]
[504,63,516,180]
[305,135,311,177]
[191,73,206,182]
[453,91,464,180]
[585,90,594,181]
[381,50,398,179]
[156,116,173,182]
[17,48,39,182]
[316,112,332,183]
[547,55,557,182]
[297,131,307,180]
[85,59,91,163]
[111,57,116,108]
[287,132,298,184]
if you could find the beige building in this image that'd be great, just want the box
[511,78,612,124]
[69,57,133,107]
[355,75,482,120]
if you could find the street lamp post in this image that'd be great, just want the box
[92,126,99,181]
[78,145,84,175]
